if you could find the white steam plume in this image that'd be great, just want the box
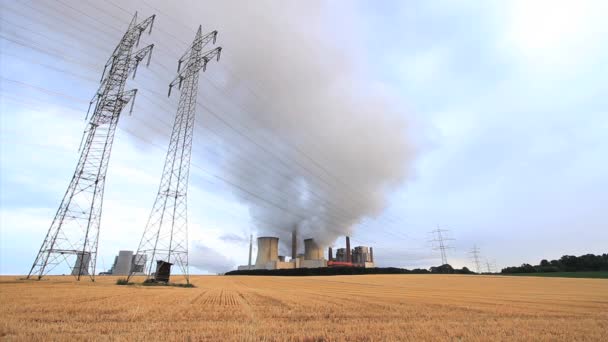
[187,1,418,251]
[117,1,418,252]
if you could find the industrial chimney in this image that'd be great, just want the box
[291,229,297,260]
[248,234,253,270]
[370,247,374,263]
[328,247,333,261]
[255,236,279,269]
[346,236,351,262]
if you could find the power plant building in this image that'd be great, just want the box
[238,235,374,271]
[335,248,347,262]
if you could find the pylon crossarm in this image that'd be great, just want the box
[177,30,218,71]
[118,89,138,116]
[168,47,222,97]
[129,44,154,79]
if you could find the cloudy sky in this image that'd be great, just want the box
[1,0,606,275]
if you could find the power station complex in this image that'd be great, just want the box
[238,234,375,270]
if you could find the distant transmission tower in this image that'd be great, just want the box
[469,245,482,273]
[430,228,453,265]
[485,259,496,273]
[129,27,221,284]
[27,13,155,281]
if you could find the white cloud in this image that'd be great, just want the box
[0,207,54,235]
[189,241,235,274]
[395,46,450,86]
[500,0,608,71]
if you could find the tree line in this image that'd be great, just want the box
[501,253,608,274]
[226,264,473,276]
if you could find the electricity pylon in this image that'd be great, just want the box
[430,228,453,265]
[129,26,221,284]
[469,245,482,273]
[27,13,155,281]
[485,259,496,273]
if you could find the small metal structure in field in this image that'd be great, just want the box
[154,261,173,283]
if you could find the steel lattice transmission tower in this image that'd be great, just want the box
[484,259,496,273]
[469,245,482,273]
[27,13,156,281]
[430,228,453,265]
[130,27,221,284]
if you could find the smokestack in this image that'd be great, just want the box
[328,247,333,261]
[248,234,253,269]
[346,236,351,263]
[291,229,297,260]
[370,247,374,263]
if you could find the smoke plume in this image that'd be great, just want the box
[191,1,418,250]
[122,1,418,251]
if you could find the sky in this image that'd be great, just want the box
[1,0,607,275]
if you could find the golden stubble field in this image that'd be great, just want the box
[0,274,607,341]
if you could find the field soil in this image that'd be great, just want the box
[502,271,608,279]
[1,274,607,341]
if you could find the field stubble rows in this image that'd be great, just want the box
[0,275,606,341]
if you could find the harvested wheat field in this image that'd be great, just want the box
[1,275,607,341]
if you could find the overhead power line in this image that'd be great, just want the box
[2,3,430,251]
[0,29,419,244]
[22,0,423,240]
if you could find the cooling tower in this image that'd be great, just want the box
[71,252,90,276]
[255,236,279,268]
[353,246,370,263]
[304,238,323,260]
[113,250,134,275]
[131,253,147,274]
